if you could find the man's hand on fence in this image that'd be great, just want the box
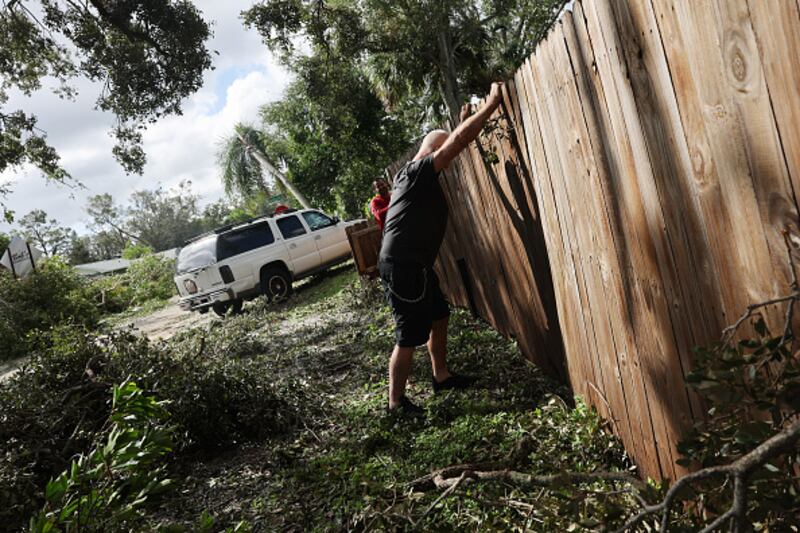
[459,103,473,123]
[487,81,504,109]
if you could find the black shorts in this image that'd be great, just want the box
[379,259,450,347]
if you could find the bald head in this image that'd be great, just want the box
[414,129,450,161]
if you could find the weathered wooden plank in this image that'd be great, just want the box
[478,80,567,377]
[516,56,599,404]
[746,0,800,231]
[584,0,701,479]
[715,0,796,303]
[608,0,730,443]
[647,0,750,331]
[667,0,788,329]
[563,2,672,479]
[527,32,600,407]
[533,16,648,465]
[555,14,633,441]
[454,138,506,331]
[601,0,700,453]
[611,0,726,349]
[455,136,516,333]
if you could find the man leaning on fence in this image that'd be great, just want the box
[379,81,505,414]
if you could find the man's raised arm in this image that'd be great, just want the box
[432,82,505,173]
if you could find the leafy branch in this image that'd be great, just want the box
[616,420,800,532]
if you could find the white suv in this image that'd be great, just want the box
[175,209,363,315]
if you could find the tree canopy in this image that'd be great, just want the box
[17,209,75,257]
[218,124,278,199]
[0,0,213,220]
[227,0,562,216]
[244,0,564,124]
[258,56,413,216]
[126,182,205,251]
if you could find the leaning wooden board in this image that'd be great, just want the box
[345,222,382,278]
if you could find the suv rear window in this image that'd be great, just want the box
[177,237,217,274]
[217,223,275,261]
[277,215,307,239]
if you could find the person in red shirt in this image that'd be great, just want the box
[369,179,391,230]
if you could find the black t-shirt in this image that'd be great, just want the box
[379,154,449,266]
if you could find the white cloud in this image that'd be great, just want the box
[140,69,287,201]
[0,0,291,235]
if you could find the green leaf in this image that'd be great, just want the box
[734,421,773,444]
[199,510,215,531]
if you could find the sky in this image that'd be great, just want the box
[0,1,292,235]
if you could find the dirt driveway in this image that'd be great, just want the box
[115,297,215,341]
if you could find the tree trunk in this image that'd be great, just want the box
[249,148,312,210]
[235,132,312,209]
[436,22,462,126]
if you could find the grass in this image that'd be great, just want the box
[145,266,640,532]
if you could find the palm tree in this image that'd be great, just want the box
[217,124,310,209]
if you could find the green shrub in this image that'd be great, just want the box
[121,242,154,260]
[81,253,176,317]
[0,253,176,362]
[29,381,174,533]
[0,257,99,361]
[0,323,304,530]
[125,254,176,304]
[85,274,135,314]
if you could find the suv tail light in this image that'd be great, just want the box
[184,279,198,294]
[219,265,234,283]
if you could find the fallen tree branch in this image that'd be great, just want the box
[407,462,502,491]
[722,229,799,345]
[416,471,468,524]
[720,295,796,344]
[614,419,800,533]
[408,463,644,493]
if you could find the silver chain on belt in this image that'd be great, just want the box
[386,267,427,303]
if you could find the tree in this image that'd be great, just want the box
[0,0,213,219]
[258,56,413,216]
[67,235,96,265]
[217,123,310,209]
[90,230,128,261]
[16,209,75,257]
[125,181,203,251]
[85,193,136,256]
[198,200,233,231]
[218,124,275,198]
[243,0,564,124]
[0,232,9,254]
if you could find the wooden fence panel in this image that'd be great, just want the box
[382,0,800,480]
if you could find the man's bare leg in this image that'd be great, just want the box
[428,316,452,383]
[389,345,415,408]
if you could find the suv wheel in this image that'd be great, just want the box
[211,302,230,317]
[211,299,243,317]
[261,267,292,302]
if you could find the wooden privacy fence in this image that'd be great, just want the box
[388,0,800,481]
